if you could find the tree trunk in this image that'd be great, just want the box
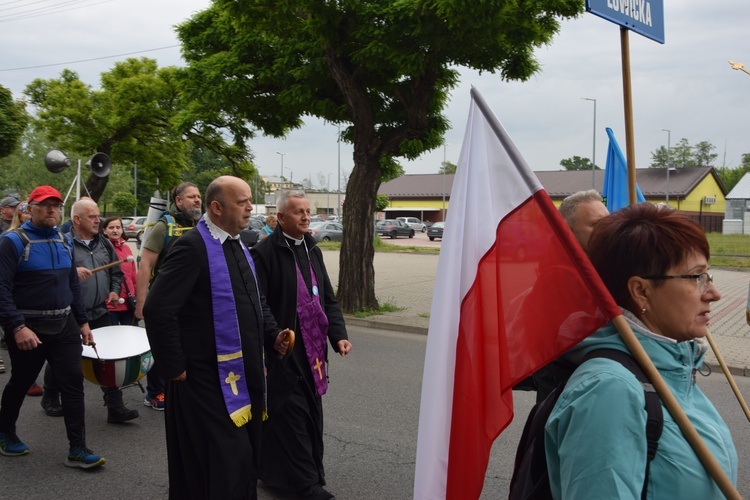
[85,173,109,202]
[337,152,381,313]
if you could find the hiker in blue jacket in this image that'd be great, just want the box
[545,203,737,499]
[0,185,105,469]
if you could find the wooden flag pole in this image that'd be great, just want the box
[611,315,740,499]
[705,329,750,421]
[619,27,638,207]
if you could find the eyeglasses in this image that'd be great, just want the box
[641,273,714,294]
[30,201,63,210]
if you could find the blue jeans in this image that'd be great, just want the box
[0,314,88,449]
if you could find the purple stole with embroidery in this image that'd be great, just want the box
[295,262,329,396]
[197,219,259,427]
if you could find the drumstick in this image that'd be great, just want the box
[90,255,134,274]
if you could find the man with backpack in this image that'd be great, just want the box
[41,199,139,423]
[135,182,202,411]
[0,185,105,468]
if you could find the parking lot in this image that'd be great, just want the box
[379,230,442,248]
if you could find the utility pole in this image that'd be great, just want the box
[662,129,671,205]
[582,97,597,188]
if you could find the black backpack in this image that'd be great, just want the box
[508,349,663,500]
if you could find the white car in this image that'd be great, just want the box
[396,216,427,232]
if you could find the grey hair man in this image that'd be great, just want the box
[558,189,609,251]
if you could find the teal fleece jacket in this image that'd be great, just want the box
[544,311,737,499]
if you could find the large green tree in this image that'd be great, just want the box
[177,0,584,312]
[560,155,598,171]
[650,138,717,168]
[716,153,750,193]
[23,58,252,203]
[0,85,28,159]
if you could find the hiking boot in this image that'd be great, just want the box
[297,484,335,500]
[107,405,139,424]
[143,392,165,411]
[65,447,105,469]
[41,397,63,417]
[0,432,29,456]
[26,384,43,397]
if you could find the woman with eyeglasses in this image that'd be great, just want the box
[544,203,737,499]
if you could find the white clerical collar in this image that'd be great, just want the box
[204,214,240,243]
[282,231,305,246]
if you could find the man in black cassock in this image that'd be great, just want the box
[144,176,290,500]
[251,190,352,500]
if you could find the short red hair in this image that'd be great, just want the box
[587,203,710,311]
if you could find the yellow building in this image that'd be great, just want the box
[379,167,726,231]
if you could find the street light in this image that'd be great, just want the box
[581,97,597,188]
[276,151,286,181]
[327,173,332,216]
[662,129,671,205]
[729,60,750,77]
[284,166,293,184]
[336,125,341,220]
[442,143,449,221]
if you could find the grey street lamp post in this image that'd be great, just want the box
[662,129,671,205]
[276,151,286,181]
[582,97,597,188]
[327,173,332,216]
[442,143,449,221]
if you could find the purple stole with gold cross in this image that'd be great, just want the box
[295,261,329,396]
[197,219,259,427]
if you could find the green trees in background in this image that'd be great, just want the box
[0,85,28,160]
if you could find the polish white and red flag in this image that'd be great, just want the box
[413,88,621,499]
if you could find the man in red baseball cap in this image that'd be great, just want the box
[0,185,105,469]
[28,186,64,204]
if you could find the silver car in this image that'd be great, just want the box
[308,222,343,242]
[396,216,427,232]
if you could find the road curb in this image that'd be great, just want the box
[343,315,428,336]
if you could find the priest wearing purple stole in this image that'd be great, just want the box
[144,176,290,500]
[251,190,351,500]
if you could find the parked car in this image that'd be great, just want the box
[427,221,444,241]
[375,219,415,239]
[396,216,427,232]
[308,222,343,242]
[124,216,148,243]
[310,216,325,224]
[240,218,265,247]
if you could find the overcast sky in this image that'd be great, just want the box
[1,1,749,189]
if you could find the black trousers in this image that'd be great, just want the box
[0,314,88,449]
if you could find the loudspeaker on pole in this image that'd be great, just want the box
[44,149,72,173]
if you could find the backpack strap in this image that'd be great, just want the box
[12,227,72,264]
[583,349,663,500]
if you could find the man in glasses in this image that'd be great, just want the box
[0,185,105,469]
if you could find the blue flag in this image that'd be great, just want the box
[602,127,645,212]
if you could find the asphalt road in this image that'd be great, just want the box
[0,324,747,498]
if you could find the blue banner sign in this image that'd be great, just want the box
[586,0,665,44]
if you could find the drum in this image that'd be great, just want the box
[81,326,154,389]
